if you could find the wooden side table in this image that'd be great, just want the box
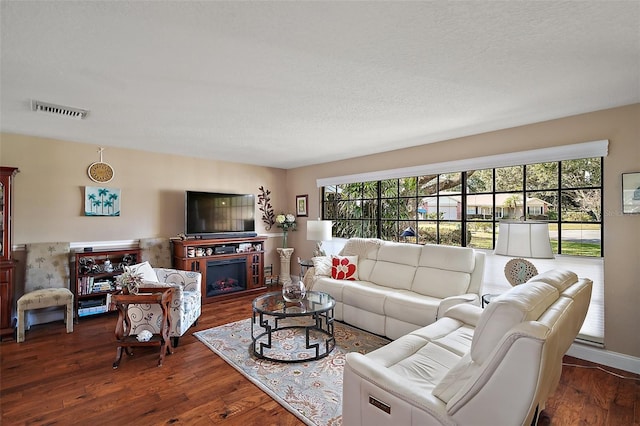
[111,287,174,369]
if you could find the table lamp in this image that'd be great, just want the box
[494,220,554,285]
[307,220,333,257]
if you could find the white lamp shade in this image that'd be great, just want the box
[494,220,554,259]
[307,220,333,241]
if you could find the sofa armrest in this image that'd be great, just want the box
[442,303,483,327]
[437,293,479,319]
[344,352,449,421]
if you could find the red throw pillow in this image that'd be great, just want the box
[331,255,359,280]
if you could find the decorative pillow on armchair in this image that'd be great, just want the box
[331,255,359,280]
[125,261,159,282]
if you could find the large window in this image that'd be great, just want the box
[323,157,603,256]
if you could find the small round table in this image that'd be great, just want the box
[251,291,335,363]
[298,258,314,278]
[481,293,500,308]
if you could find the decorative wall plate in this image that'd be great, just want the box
[504,258,538,286]
[87,147,114,183]
[88,162,114,183]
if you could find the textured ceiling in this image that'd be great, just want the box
[1,1,638,169]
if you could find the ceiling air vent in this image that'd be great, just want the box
[31,100,89,120]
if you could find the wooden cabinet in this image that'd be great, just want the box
[172,236,266,304]
[73,248,141,319]
[0,166,18,340]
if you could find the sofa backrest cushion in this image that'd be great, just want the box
[419,244,476,273]
[527,269,578,293]
[369,242,422,290]
[470,281,559,364]
[340,238,383,282]
[410,245,476,298]
[412,268,472,299]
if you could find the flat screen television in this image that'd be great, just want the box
[185,191,257,238]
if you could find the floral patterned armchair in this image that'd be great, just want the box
[127,267,201,346]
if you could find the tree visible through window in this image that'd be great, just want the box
[322,157,602,257]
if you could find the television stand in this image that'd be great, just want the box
[172,236,266,304]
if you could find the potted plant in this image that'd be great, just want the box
[276,213,296,248]
[115,270,144,295]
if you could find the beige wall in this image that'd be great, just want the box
[287,104,640,358]
[1,103,639,357]
[0,134,288,271]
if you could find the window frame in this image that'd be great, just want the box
[322,157,604,257]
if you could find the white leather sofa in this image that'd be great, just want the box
[305,238,485,340]
[342,269,593,426]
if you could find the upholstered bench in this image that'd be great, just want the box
[16,287,74,342]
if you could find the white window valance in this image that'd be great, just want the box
[317,139,609,187]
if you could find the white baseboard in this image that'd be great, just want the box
[568,342,640,375]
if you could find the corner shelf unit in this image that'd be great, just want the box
[72,248,141,319]
[172,236,266,304]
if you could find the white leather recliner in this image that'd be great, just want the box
[342,269,592,426]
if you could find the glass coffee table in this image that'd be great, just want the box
[251,291,335,363]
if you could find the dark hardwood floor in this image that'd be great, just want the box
[1,293,638,425]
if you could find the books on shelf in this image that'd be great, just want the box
[75,249,141,320]
[92,280,113,293]
[78,298,108,317]
[78,304,108,317]
[78,277,115,295]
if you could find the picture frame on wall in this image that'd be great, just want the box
[85,186,121,216]
[622,172,640,214]
[296,194,308,217]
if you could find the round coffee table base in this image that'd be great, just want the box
[251,291,336,363]
[251,320,336,363]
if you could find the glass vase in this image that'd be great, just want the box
[282,280,306,303]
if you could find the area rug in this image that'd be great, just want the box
[194,318,389,426]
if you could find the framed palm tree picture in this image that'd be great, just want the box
[84,186,121,216]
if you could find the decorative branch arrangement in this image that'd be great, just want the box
[258,186,276,230]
